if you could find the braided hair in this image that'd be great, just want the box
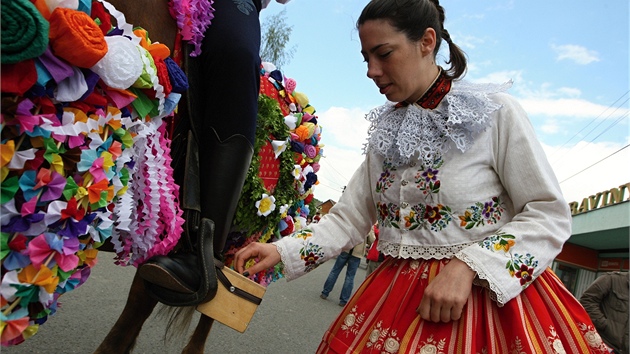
[357,0,467,80]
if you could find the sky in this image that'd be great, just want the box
[260,0,630,205]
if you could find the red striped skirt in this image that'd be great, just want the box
[316,258,610,353]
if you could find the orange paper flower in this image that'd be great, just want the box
[48,8,108,68]
[294,125,311,141]
[17,264,59,294]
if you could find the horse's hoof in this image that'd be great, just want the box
[138,256,200,293]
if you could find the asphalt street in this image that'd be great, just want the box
[4,252,368,354]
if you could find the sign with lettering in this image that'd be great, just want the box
[568,183,630,216]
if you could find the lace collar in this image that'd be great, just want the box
[364,79,513,167]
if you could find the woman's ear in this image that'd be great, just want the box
[420,28,437,55]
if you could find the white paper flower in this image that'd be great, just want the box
[279,204,289,218]
[255,193,276,217]
[284,114,298,130]
[295,216,307,230]
[271,139,288,158]
[292,165,303,180]
[261,62,276,73]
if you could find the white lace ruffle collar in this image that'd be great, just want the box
[364,80,513,166]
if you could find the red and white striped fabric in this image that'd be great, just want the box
[317,258,610,354]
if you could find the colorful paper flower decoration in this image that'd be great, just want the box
[222,62,325,286]
[255,194,277,217]
[1,1,185,346]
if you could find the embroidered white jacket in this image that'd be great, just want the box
[274,81,571,305]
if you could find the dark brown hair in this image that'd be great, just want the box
[357,0,467,80]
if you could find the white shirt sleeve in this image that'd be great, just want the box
[455,93,571,306]
[274,154,378,280]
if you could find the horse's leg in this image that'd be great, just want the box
[94,271,158,354]
[181,315,214,354]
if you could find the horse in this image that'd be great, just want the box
[1,0,287,351]
[93,1,215,353]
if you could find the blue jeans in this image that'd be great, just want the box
[321,252,361,304]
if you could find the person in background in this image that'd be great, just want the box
[365,224,384,278]
[234,0,610,352]
[580,271,629,354]
[320,237,367,306]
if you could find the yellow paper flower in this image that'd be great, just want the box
[1,140,15,168]
[50,154,64,175]
[292,91,309,107]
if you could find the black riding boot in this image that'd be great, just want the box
[139,128,254,306]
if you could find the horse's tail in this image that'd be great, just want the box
[156,304,197,343]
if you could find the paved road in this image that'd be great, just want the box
[5,252,368,354]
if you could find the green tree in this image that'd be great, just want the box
[260,9,296,69]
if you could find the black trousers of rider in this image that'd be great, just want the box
[185,0,262,256]
[189,0,262,146]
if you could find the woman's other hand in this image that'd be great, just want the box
[234,242,282,276]
[417,258,476,322]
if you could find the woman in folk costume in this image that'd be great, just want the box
[234,0,611,353]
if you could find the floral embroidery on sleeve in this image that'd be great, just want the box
[292,229,313,240]
[479,231,538,288]
[458,196,504,229]
[291,229,324,271]
[510,253,538,287]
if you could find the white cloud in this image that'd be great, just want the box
[312,106,370,202]
[556,87,582,98]
[469,70,524,85]
[314,145,365,202]
[541,119,561,134]
[451,33,485,50]
[543,141,630,203]
[474,72,629,120]
[317,106,371,149]
[551,44,600,65]
[519,98,626,118]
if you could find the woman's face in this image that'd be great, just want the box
[359,19,436,103]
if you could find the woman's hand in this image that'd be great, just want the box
[417,258,476,322]
[234,242,282,276]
